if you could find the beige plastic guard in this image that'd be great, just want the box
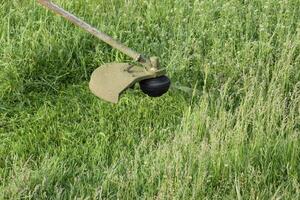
[90,63,162,103]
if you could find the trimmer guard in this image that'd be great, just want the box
[89,63,165,103]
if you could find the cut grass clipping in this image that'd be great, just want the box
[1,0,300,199]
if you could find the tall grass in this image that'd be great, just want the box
[1,0,299,199]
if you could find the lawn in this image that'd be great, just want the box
[1,0,300,199]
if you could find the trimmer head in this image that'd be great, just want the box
[89,63,168,103]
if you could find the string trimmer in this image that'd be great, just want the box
[38,0,171,103]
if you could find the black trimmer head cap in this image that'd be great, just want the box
[139,75,171,97]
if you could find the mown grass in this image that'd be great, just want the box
[1,0,300,199]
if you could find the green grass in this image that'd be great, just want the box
[1,0,300,199]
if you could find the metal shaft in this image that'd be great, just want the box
[37,0,144,62]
